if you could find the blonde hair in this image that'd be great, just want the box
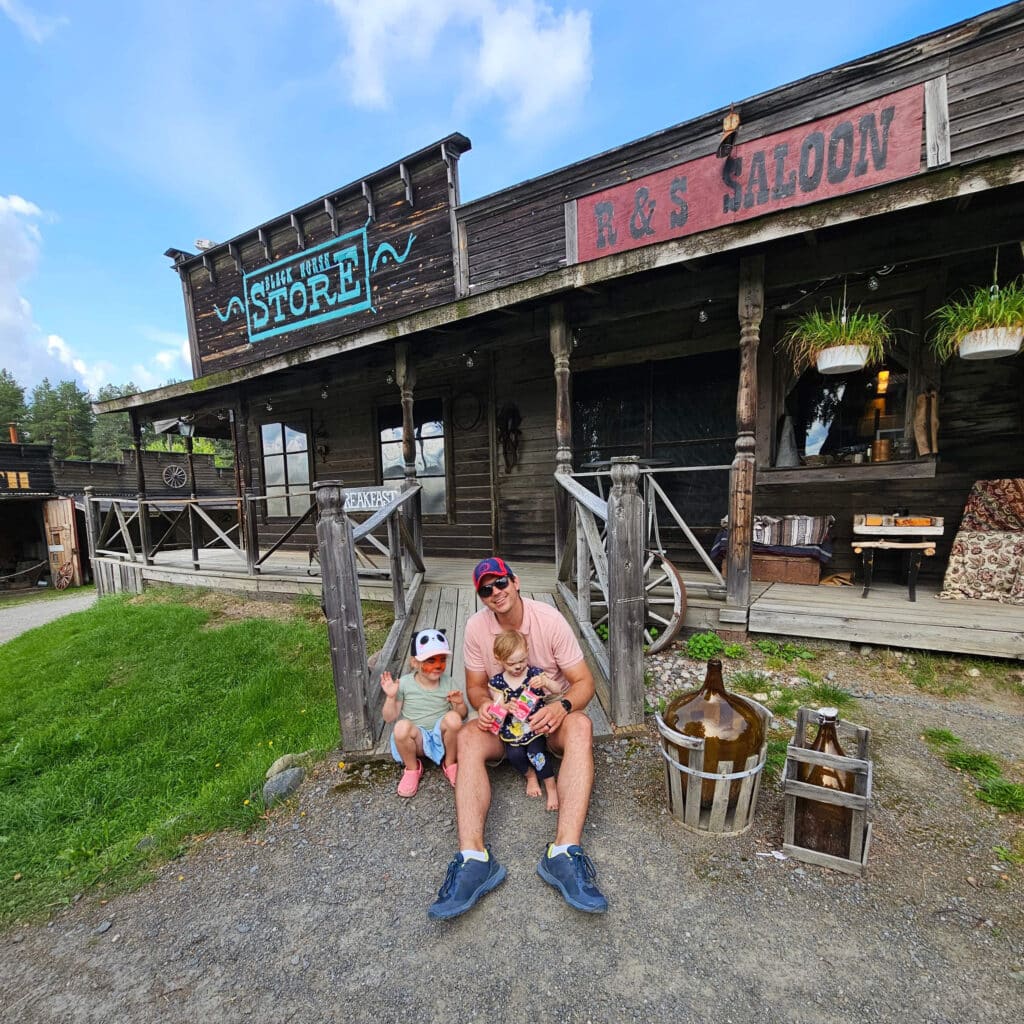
[493,629,527,665]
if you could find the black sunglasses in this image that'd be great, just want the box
[478,575,511,598]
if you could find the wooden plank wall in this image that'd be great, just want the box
[53,451,234,498]
[492,334,557,561]
[0,443,54,495]
[245,344,495,560]
[457,8,1024,296]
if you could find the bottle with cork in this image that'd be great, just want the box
[793,707,854,857]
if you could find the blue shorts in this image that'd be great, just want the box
[390,718,446,765]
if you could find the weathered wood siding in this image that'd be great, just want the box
[53,451,234,499]
[0,443,54,496]
[457,6,1024,295]
[178,138,468,377]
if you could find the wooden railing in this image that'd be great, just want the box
[555,457,730,727]
[314,480,425,753]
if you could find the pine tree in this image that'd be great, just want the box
[27,378,94,459]
[91,382,154,462]
[0,369,28,440]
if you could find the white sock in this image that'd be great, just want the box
[547,843,572,858]
[461,849,488,862]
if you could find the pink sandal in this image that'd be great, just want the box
[442,762,458,788]
[397,759,423,798]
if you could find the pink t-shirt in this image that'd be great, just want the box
[463,597,584,693]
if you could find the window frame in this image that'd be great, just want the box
[374,393,453,522]
[257,411,313,521]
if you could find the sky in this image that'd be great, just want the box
[0,0,1003,400]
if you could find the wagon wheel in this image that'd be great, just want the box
[162,464,187,488]
[54,561,74,590]
[643,550,686,654]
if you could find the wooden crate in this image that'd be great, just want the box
[782,708,872,876]
[752,554,820,584]
[656,699,772,836]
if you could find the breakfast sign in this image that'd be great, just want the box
[574,85,924,264]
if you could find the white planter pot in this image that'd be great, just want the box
[957,326,1024,360]
[816,345,869,375]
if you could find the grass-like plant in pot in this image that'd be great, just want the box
[780,303,893,375]
[928,276,1024,362]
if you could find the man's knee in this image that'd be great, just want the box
[457,724,492,760]
[564,711,593,745]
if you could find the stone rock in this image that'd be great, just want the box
[262,767,306,805]
[94,920,113,935]
[266,750,316,780]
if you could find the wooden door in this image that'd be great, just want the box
[43,497,83,588]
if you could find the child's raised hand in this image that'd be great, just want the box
[380,672,400,698]
[446,690,465,705]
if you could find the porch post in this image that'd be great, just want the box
[185,433,199,570]
[129,410,152,565]
[607,457,645,727]
[82,485,102,595]
[315,479,375,752]
[235,395,260,575]
[550,301,573,566]
[395,342,423,575]
[723,254,765,624]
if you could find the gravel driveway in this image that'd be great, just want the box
[2,681,1022,1024]
[0,591,98,646]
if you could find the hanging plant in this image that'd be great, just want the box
[928,274,1024,362]
[779,301,893,375]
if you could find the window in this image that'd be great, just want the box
[378,397,448,516]
[260,420,311,517]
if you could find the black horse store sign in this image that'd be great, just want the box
[575,85,924,263]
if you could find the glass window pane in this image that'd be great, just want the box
[416,437,445,476]
[266,486,288,518]
[380,424,403,443]
[288,491,312,516]
[264,454,285,486]
[382,441,404,479]
[262,423,283,454]
[285,425,308,453]
[287,452,309,486]
[418,419,444,438]
[420,475,446,516]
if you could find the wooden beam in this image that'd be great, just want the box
[290,213,306,250]
[202,254,216,284]
[362,180,375,222]
[550,300,573,567]
[227,242,243,274]
[258,227,272,261]
[925,74,951,168]
[324,197,339,236]
[399,161,414,205]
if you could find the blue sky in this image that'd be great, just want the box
[0,0,1000,398]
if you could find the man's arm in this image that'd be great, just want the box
[559,658,595,713]
[465,667,492,713]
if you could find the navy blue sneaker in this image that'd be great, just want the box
[427,850,506,920]
[537,845,608,913]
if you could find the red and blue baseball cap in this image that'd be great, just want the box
[472,556,514,591]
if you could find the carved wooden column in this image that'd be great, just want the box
[607,456,645,727]
[129,409,152,565]
[550,301,573,566]
[395,343,422,575]
[315,480,375,752]
[234,395,260,575]
[723,255,765,624]
[184,431,199,570]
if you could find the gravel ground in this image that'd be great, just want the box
[2,641,1023,1024]
[0,591,98,645]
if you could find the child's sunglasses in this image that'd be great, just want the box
[477,575,511,598]
[420,654,448,667]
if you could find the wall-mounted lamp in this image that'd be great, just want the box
[265,399,273,412]
[697,305,710,324]
[867,274,880,291]
[320,384,329,400]
[462,349,478,369]
[876,369,890,395]
[216,409,227,421]
[385,371,395,386]
[571,328,582,349]
[315,442,329,464]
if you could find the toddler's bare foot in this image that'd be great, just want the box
[525,774,542,798]
[544,780,559,811]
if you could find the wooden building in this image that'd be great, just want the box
[96,4,1024,663]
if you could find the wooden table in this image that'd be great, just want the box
[851,520,944,602]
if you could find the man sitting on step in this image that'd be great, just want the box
[427,557,609,919]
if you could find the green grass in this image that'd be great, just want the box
[0,589,392,926]
[920,727,1024,815]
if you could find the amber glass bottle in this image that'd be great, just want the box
[793,707,854,858]
[663,658,765,808]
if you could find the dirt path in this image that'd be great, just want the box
[0,591,98,645]
[2,666,1022,1024]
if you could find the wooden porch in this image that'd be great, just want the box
[92,547,1023,660]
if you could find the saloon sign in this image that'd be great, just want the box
[575,85,924,263]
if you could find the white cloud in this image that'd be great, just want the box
[0,0,68,44]
[0,195,190,397]
[325,0,592,136]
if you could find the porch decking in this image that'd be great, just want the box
[91,549,1023,659]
